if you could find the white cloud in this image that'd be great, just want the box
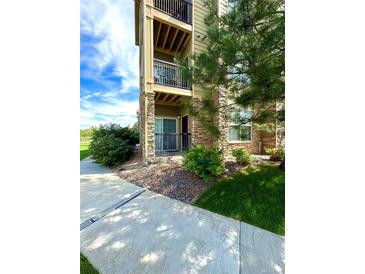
[80,89,138,128]
[80,0,139,93]
[80,0,140,128]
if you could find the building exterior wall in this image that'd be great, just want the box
[139,89,145,160]
[155,105,180,117]
[192,0,212,97]
[136,0,277,163]
[144,92,155,163]
[224,126,262,160]
[190,97,215,147]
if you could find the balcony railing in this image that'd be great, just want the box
[155,133,191,156]
[153,0,192,25]
[154,59,191,90]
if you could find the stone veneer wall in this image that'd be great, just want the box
[139,92,146,161]
[215,88,228,153]
[214,88,262,160]
[145,92,155,163]
[223,126,261,161]
[276,121,285,147]
[259,104,278,152]
[191,97,215,147]
[189,92,268,161]
[139,91,156,163]
[261,130,276,151]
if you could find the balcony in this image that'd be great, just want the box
[153,0,192,25]
[153,59,191,90]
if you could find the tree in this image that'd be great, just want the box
[179,0,284,132]
[80,127,95,138]
[178,0,284,168]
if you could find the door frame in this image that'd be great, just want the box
[155,116,178,152]
[181,115,189,150]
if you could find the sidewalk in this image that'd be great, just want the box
[80,158,285,274]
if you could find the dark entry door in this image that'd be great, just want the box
[182,116,189,150]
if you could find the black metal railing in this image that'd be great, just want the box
[155,133,191,156]
[153,0,192,25]
[154,59,191,90]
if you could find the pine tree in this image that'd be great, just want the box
[178,0,285,135]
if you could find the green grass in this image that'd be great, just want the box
[194,164,285,235]
[80,140,91,161]
[80,254,99,274]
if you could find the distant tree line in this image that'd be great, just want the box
[80,128,95,138]
[80,122,139,142]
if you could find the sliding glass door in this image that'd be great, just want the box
[155,118,177,152]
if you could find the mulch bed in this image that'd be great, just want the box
[114,151,213,204]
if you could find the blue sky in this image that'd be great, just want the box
[80,0,139,129]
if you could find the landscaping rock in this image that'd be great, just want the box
[114,152,212,204]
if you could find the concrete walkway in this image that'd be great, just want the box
[80,159,285,274]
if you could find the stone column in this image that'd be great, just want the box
[215,88,229,159]
[141,3,155,163]
[145,92,155,163]
[139,90,146,161]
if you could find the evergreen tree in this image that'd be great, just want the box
[178,0,284,136]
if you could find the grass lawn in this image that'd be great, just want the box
[80,140,91,161]
[80,253,99,274]
[194,164,285,235]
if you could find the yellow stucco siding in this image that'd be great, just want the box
[193,0,211,55]
[193,0,214,96]
[155,105,180,117]
[219,0,228,16]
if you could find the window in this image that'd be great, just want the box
[228,107,252,142]
[227,0,238,12]
[155,118,178,151]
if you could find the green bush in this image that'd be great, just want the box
[265,147,285,161]
[232,148,252,165]
[89,124,138,167]
[183,145,224,182]
[92,123,138,145]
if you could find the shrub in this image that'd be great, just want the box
[265,147,285,161]
[89,124,137,167]
[92,124,138,145]
[232,148,252,165]
[183,145,224,182]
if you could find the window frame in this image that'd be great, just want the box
[155,116,179,152]
[227,108,253,144]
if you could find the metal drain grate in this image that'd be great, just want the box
[80,189,145,231]
[80,219,94,230]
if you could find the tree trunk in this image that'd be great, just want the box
[279,157,285,170]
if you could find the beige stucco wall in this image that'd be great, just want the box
[155,105,180,117]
